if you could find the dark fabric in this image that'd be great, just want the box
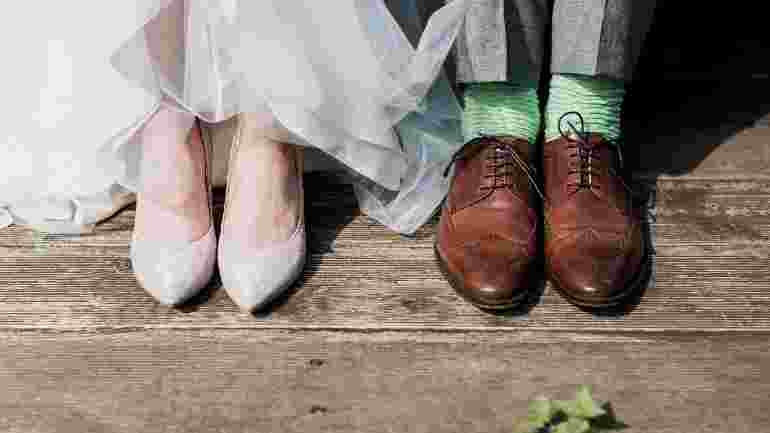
[592,0,657,80]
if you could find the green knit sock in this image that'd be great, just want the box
[544,74,626,141]
[462,81,541,143]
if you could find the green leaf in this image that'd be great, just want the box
[552,399,577,417]
[553,418,591,433]
[527,398,556,430]
[550,386,605,420]
[573,385,606,419]
[590,402,629,431]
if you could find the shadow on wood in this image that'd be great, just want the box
[254,172,360,315]
[625,2,770,176]
[624,78,770,177]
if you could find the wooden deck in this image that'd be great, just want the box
[2,7,769,432]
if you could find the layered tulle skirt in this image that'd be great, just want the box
[0,0,470,235]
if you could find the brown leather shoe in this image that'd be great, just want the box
[543,112,650,308]
[435,136,543,310]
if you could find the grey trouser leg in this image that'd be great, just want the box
[453,0,656,83]
[551,0,656,81]
[453,0,549,83]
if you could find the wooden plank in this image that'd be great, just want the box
[3,177,770,256]
[0,252,768,332]
[650,179,770,256]
[635,124,770,180]
[0,172,356,256]
[0,330,766,433]
[626,79,770,179]
[1,177,769,332]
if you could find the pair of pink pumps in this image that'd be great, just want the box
[129,106,305,311]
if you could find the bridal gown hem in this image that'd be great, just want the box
[0,0,472,235]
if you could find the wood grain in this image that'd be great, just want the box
[0,252,768,332]
[0,330,766,433]
[3,178,770,256]
[1,175,769,332]
[626,78,770,178]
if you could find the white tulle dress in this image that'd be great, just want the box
[0,0,470,235]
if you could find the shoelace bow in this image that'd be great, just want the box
[557,111,655,222]
[558,111,626,194]
[444,135,545,202]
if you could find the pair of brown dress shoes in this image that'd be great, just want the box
[435,112,651,310]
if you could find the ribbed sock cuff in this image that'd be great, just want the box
[462,81,541,143]
[544,74,625,141]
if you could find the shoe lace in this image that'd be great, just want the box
[444,135,545,201]
[558,111,656,223]
[559,111,627,193]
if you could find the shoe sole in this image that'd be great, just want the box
[548,234,653,309]
[433,243,528,311]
